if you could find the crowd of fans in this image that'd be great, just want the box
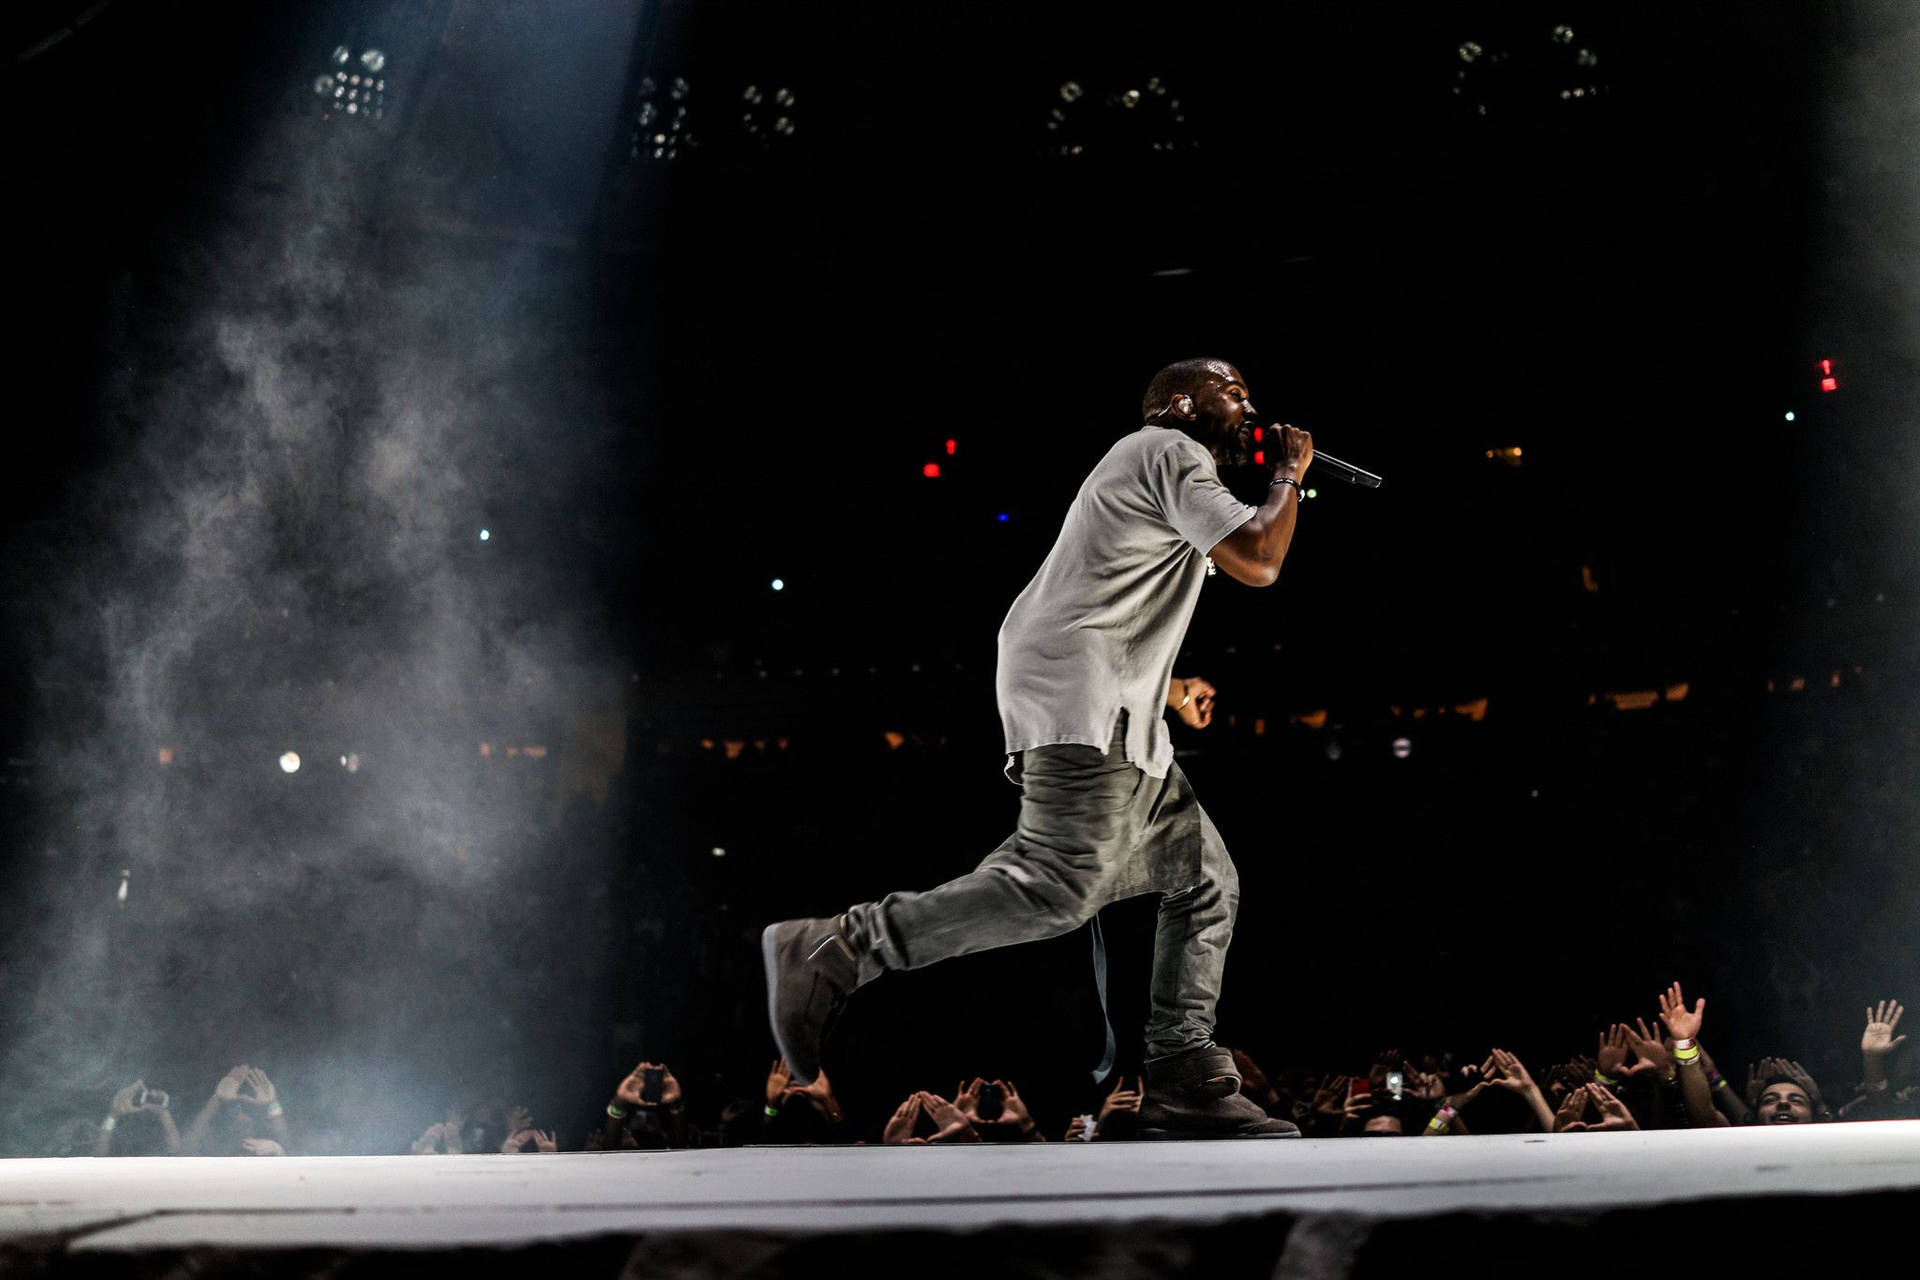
[44,986,1912,1155]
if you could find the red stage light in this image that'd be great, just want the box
[945,439,957,455]
[922,462,941,478]
[1252,426,1263,443]
[1821,377,1838,393]
[1254,450,1265,465]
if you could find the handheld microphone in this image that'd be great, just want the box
[1309,451,1383,489]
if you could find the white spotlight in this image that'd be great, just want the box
[1783,411,1796,422]
[279,751,301,774]
[1391,737,1412,760]
[771,578,785,591]
[479,528,491,541]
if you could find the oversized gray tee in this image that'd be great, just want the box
[995,425,1257,779]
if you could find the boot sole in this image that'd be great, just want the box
[1138,1127,1300,1140]
[760,924,812,1084]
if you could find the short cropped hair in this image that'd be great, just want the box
[1142,358,1234,422]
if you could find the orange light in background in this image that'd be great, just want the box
[1290,709,1328,729]
[1787,676,1806,692]
[1829,671,1842,688]
[479,742,492,757]
[1580,564,1600,592]
[1606,690,1660,711]
[506,746,520,757]
[723,740,746,759]
[883,731,905,750]
[1252,718,1267,736]
[699,738,715,750]
[1485,446,1524,467]
[522,745,547,759]
[1664,682,1690,702]
[1453,698,1488,722]
[156,746,174,765]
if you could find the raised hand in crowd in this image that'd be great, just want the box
[242,1068,293,1151]
[411,1107,466,1155]
[1545,1055,1597,1106]
[953,1077,1042,1141]
[502,1127,558,1153]
[1095,1074,1143,1141]
[1307,1075,1351,1136]
[1845,999,1913,1120]
[1561,1082,1640,1132]
[1402,1063,1447,1104]
[1595,1025,1634,1085]
[1657,981,1727,1128]
[784,1067,847,1129]
[1477,1048,1556,1132]
[608,1060,688,1148]
[1621,1018,1674,1083]
[1862,999,1907,1090]
[883,1094,927,1145]
[914,1090,981,1144]
[765,1058,792,1113]
[614,1061,682,1111]
[184,1065,280,1156]
[96,1080,181,1156]
[240,1138,287,1156]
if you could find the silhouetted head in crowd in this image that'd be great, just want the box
[107,1109,172,1156]
[46,1117,101,1158]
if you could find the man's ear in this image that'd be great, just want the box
[1170,394,1195,418]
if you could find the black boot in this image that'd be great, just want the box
[1138,1046,1300,1139]
[760,916,860,1085]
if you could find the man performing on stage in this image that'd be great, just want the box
[763,358,1313,1139]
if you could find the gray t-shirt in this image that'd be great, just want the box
[995,426,1257,779]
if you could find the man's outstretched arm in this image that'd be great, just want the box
[1209,424,1313,588]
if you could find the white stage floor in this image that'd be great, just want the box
[5,1122,1919,1253]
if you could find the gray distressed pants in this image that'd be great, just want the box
[841,723,1239,1062]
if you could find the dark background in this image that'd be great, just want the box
[2,0,1915,1149]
